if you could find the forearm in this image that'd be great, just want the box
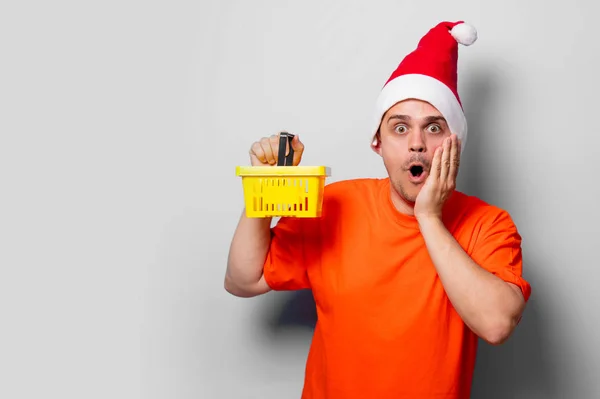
[418,216,525,345]
[225,210,273,297]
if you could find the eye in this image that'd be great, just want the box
[427,124,442,134]
[394,125,408,134]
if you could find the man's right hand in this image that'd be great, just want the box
[249,133,305,166]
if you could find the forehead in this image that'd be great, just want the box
[384,99,443,119]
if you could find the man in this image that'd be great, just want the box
[225,21,531,399]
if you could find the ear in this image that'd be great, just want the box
[371,138,382,156]
[371,131,382,156]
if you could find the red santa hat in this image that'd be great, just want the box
[371,21,477,152]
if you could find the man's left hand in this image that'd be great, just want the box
[414,134,460,221]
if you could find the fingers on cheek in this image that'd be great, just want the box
[435,148,443,171]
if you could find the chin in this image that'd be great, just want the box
[391,180,420,204]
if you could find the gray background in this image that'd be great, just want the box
[1,0,599,398]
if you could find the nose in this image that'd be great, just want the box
[408,132,426,153]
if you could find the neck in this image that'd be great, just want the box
[389,185,416,217]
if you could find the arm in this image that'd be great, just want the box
[414,134,528,345]
[417,216,526,345]
[225,132,306,298]
[224,211,273,298]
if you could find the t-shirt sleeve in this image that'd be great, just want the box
[263,216,320,291]
[470,209,532,302]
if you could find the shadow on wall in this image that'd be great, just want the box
[263,289,317,333]
[461,64,558,398]
[261,63,557,398]
[471,289,557,399]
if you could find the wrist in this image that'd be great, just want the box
[415,213,443,226]
[416,214,447,238]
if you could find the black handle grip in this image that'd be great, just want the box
[277,132,295,166]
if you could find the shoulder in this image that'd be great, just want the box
[324,177,384,196]
[318,178,386,221]
[323,177,385,204]
[449,191,519,234]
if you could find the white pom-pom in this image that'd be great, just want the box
[450,23,477,46]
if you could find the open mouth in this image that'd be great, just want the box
[409,164,424,178]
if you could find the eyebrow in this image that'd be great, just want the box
[387,114,447,125]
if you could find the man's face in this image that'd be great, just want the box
[374,99,452,204]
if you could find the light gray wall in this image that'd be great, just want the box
[1,1,599,398]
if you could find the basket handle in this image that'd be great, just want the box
[277,132,295,166]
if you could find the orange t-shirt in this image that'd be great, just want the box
[263,178,531,399]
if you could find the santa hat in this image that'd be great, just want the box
[371,21,477,152]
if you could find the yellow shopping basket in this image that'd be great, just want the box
[236,132,331,218]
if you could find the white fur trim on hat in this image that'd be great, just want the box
[370,73,467,152]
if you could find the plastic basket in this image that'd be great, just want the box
[236,133,331,218]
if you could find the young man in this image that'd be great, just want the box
[225,21,531,399]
